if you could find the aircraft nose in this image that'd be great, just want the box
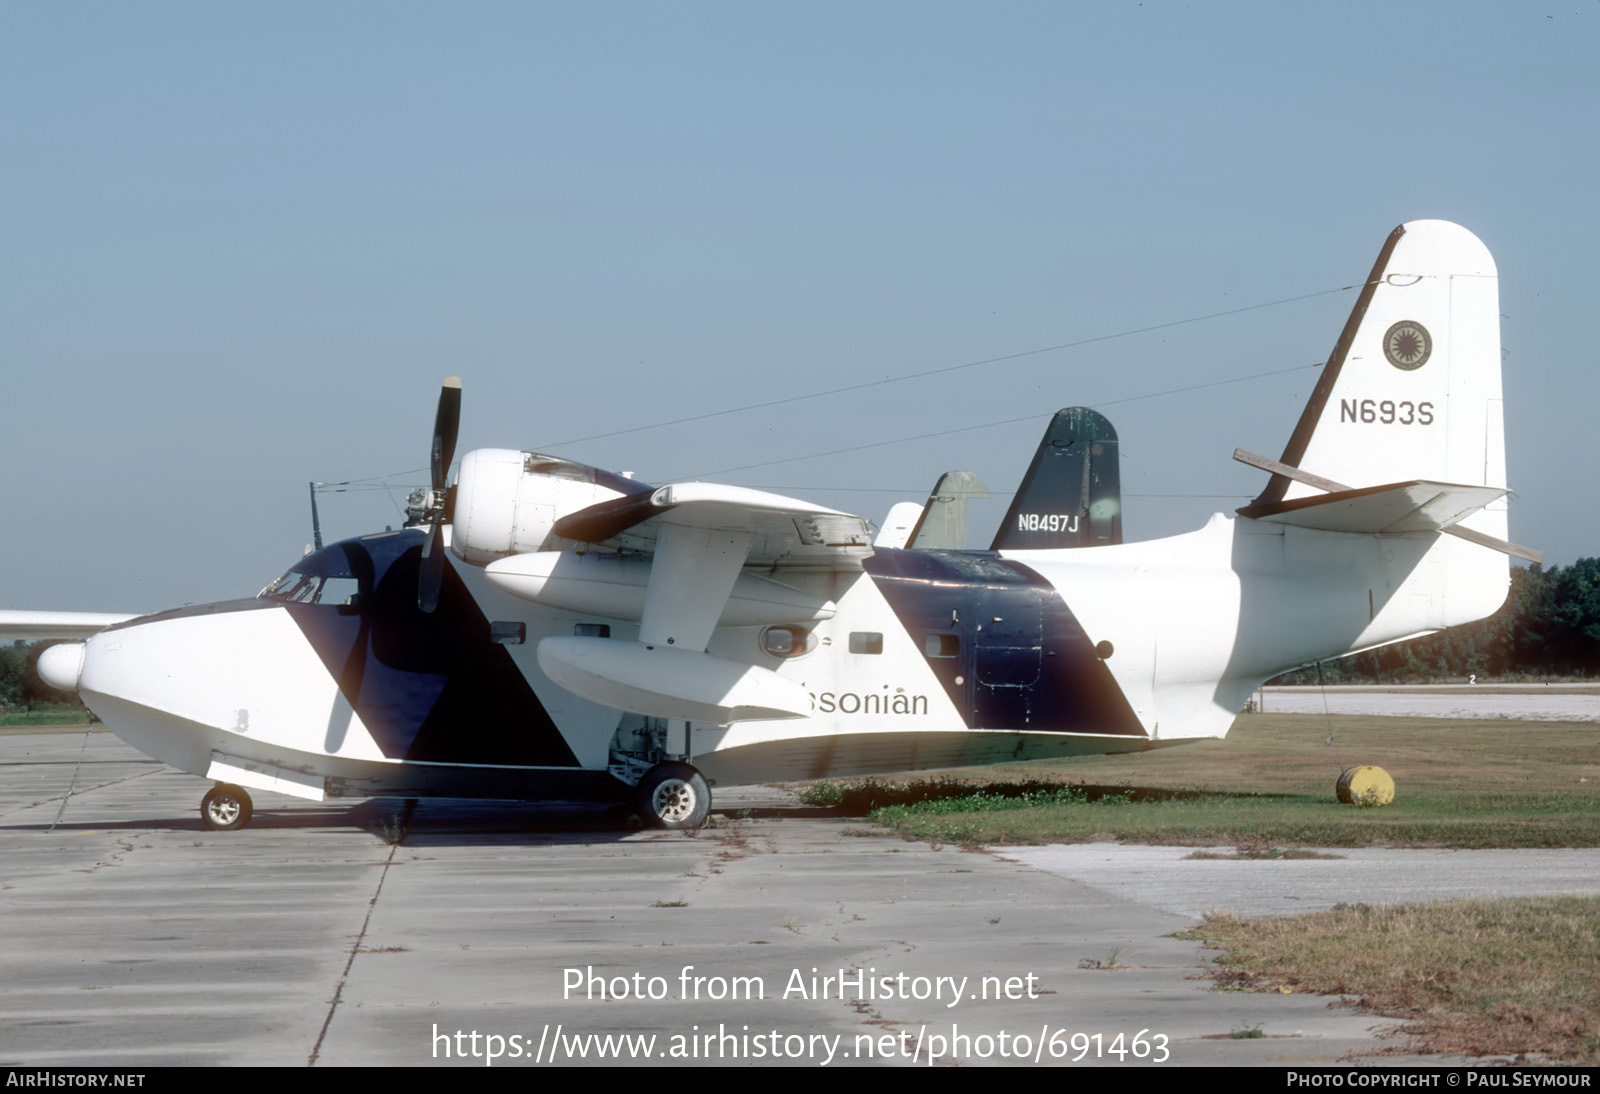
[37,642,86,692]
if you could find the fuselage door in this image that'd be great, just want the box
[973,585,1043,725]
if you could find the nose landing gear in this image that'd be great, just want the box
[200,783,254,830]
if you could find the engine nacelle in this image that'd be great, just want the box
[452,449,638,564]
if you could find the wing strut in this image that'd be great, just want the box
[640,523,756,652]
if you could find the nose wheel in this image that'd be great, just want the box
[200,784,254,831]
[634,763,710,830]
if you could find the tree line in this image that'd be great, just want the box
[0,642,78,712]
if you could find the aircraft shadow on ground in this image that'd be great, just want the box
[391,798,649,847]
[6,785,1289,842]
[5,796,644,846]
[0,758,164,768]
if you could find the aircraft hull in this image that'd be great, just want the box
[69,510,1505,804]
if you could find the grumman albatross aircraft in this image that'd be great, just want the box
[2,221,1536,831]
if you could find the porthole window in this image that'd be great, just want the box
[574,623,611,638]
[924,633,960,658]
[761,625,814,659]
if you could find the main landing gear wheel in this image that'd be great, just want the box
[200,784,253,831]
[634,763,710,830]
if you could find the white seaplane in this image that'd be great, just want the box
[1,220,1535,830]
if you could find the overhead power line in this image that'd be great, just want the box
[534,286,1350,454]
[537,284,1355,451]
[684,361,1320,479]
[331,281,1354,488]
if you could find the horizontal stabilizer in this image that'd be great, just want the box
[0,611,139,641]
[1233,447,1541,563]
[1238,480,1507,534]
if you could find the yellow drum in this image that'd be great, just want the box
[1336,765,1395,806]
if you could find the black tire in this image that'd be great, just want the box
[201,784,253,831]
[634,763,710,830]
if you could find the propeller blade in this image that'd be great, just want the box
[419,376,461,613]
[431,375,462,492]
[418,522,446,613]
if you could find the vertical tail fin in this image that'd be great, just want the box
[991,407,1122,550]
[873,501,926,549]
[1255,220,1506,543]
[905,471,990,549]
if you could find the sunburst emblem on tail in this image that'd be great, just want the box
[1383,320,1432,370]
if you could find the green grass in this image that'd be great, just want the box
[867,789,1600,847]
[0,709,91,727]
[797,714,1600,848]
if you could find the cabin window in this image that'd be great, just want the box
[574,623,610,638]
[491,621,527,645]
[924,633,960,658]
[849,632,883,655]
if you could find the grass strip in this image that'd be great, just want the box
[1176,897,1600,1063]
[0,710,91,727]
[797,714,1600,847]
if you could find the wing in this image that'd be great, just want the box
[0,611,139,641]
[551,482,875,570]
[543,481,872,650]
[498,483,874,725]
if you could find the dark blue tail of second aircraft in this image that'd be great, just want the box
[991,407,1122,551]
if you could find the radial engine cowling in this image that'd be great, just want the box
[452,449,639,564]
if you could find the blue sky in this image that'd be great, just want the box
[4,2,1595,610]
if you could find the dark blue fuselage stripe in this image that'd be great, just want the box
[283,531,580,767]
[862,549,1145,736]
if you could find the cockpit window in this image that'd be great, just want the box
[263,569,322,603]
[259,530,425,607]
[261,570,362,606]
